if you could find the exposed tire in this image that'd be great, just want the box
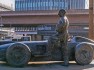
[6,43,31,67]
[75,43,93,65]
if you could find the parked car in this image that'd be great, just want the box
[0,36,94,67]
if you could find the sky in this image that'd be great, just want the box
[0,0,14,9]
[85,0,89,9]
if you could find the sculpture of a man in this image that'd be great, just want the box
[56,9,69,66]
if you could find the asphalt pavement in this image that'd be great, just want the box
[0,61,94,70]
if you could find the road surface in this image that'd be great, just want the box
[0,61,94,70]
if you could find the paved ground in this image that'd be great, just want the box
[0,61,94,70]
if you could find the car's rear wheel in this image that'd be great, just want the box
[75,43,93,65]
[6,43,31,67]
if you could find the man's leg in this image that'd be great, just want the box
[63,45,69,66]
[61,36,69,66]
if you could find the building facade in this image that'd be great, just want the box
[0,10,90,41]
[0,3,13,40]
[15,0,85,11]
[0,0,88,41]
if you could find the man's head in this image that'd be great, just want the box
[58,9,66,17]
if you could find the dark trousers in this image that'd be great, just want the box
[61,43,69,65]
[59,33,69,65]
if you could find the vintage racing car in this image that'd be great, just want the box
[0,36,94,67]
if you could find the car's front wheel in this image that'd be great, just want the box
[6,43,31,67]
[75,43,93,65]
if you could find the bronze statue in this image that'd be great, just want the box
[47,9,69,66]
[56,9,69,66]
